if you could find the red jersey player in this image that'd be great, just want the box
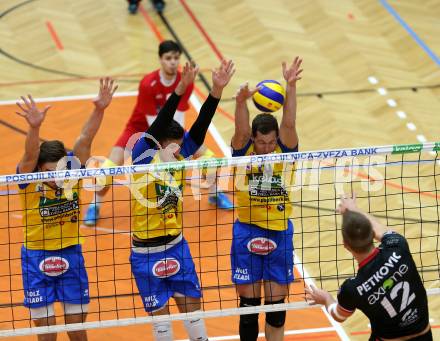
[115,41,193,150]
[84,40,232,226]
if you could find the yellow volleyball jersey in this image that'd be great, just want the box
[233,140,297,231]
[19,181,82,250]
[131,152,186,239]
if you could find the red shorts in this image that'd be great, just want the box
[114,124,146,149]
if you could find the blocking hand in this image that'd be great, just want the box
[16,95,50,128]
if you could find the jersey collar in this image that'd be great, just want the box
[358,248,379,269]
[159,69,176,87]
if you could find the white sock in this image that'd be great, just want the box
[208,184,217,196]
[90,194,103,206]
[207,172,217,195]
[153,321,174,341]
[183,316,208,341]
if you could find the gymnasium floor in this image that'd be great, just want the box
[1,0,439,340]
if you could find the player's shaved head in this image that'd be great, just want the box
[38,140,67,166]
[342,210,375,254]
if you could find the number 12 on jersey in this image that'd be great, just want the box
[380,281,416,318]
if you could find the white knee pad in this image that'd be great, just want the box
[30,304,55,319]
[183,314,208,341]
[152,321,173,341]
[63,303,89,315]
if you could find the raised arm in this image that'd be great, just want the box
[73,78,118,165]
[279,56,302,149]
[16,95,50,173]
[147,62,198,141]
[230,83,259,150]
[188,59,235,146]
[337,194,387,242]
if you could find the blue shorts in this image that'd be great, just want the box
[231,220,294,285]
[130,236,202,312]
[21,245,90,308]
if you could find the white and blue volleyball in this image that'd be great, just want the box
[252,80,285,112]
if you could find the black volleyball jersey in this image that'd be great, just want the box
[337,232,429,339]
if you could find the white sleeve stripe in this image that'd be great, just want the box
[328,303,348,321]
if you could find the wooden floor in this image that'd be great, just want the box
[1,0,439,339]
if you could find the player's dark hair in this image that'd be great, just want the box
[158,40,181,57]
[38,140,67,166]
[342,210,375,254]
[251,113,279,137]
[159,119,184,143]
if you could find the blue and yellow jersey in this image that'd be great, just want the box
[131,132,200,239]
[18,161,82,250]
[233,139,298,231]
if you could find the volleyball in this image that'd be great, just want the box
[252,80,286,112]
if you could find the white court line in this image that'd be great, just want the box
[377,87,387,95]
[406,122,416,131]
[396,110,407,119]
[386,98,397,107]
[368,76,378,85]
[176,326,337,341]
[80,224,129,235]
[367,76,435,145]
[417,134,427,143]
[0,91,138,105]
[0,91,231,158]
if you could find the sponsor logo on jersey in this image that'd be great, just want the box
[249,174,282,186]
[247,237,277,255]
[356,252,401,296]
[366,264,410,305]
[152,258,180,278]
[400,308,419,327]
[39,257,70,277]
[38,193,79,218]
[382,278,395,290]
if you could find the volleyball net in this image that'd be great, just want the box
[0,142,439,337]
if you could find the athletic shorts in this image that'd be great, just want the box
[130,235,202,312]
[21,244,90,308]
[114,124,145,149]
[231,219,294,285]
